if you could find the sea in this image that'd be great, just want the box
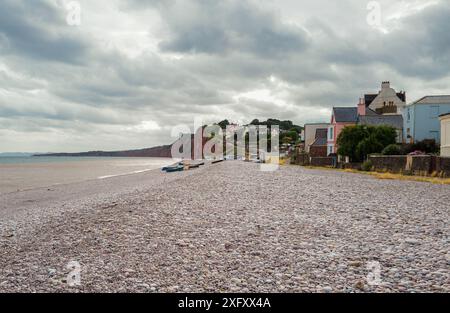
[0,156,175,194]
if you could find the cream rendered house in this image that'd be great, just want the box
[365,81,406,115]
[304,123,329,153]
[440,113,450,157]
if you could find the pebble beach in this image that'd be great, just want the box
[0,161,449,293]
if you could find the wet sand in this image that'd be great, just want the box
[0,157,174,194]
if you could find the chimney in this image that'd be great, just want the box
[357,97,366,116]
[381,81,390,89]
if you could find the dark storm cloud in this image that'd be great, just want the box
[157,0,309,57]
[0,0,89,64]
[1,0,450,152]
[318,3,450,79]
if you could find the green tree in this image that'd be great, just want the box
[279,130,299,145]
[382,144,402,155]
[218,120,230,130]
[337,125,397,162]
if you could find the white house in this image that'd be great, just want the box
[440,113,450,157]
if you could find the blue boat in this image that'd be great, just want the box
[162,164,184,173]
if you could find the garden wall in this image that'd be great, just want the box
[310,157,334,167]
[369,155,407,173]
[291,152,310,166]
[368,155,450,177]
[436,157,450,177]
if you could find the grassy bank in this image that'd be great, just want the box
[298,165,450,185]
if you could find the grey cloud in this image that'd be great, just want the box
[155,0,309,57]
[1,0,450,152]
[0,0,88,64]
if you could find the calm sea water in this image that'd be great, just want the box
[0,157,175,194]
[0,156,124,164]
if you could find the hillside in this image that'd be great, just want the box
[34,145,172,158]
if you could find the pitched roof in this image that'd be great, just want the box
[397,92,406,102]
[315,128,328,139]
[412,95,450,105]
[358,115,403,129]
[364,92,406,107]
[311,137,327,146]
[365,94,377,107]
[333,107,358,123]
[366,108,379,116]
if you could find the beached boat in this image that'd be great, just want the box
[186,161,205,169]
[162,164,184,172]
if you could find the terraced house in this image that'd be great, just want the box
[440,113,450,157]
[327,82,405,155]
[404,95,450,144]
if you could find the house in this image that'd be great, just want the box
[309,128,328,157]
[304,123,329,153]
[364,81,406,115]
[357,103,404,143]
[440,113,450,157]
[403,95,450,144]
[327,107,358,155]
[328,82,405,155]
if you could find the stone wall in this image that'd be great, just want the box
[342,162,362,170]
[369,155,450,177]
[369,155,407,173]
[291,152,310,166]
[436,157,450,177]
[409,156,433,176]
[310,157,334,167]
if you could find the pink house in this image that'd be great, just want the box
[327,106,359,155]
[327,97,404,156]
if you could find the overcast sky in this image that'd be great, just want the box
[0,0,449,152]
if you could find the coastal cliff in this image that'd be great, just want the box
[34,145,172,158]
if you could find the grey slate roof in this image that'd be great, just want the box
[311,128,328,146]
[364,94,378,106]
[365,108,379,116]
[311,137,327,146]
[315,128,328,139]
[412,95,450,105]
[365,92,406,106]
[333,107,358,123]
[358,115,403,129]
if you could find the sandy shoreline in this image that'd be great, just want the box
[0,161,449,293]
[0,157,174,194]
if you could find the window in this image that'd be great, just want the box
[430,106,439,118]
[396,130,402,143]
[407,109,411,122]
[328,145,333,155]
[328,127,334,141]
